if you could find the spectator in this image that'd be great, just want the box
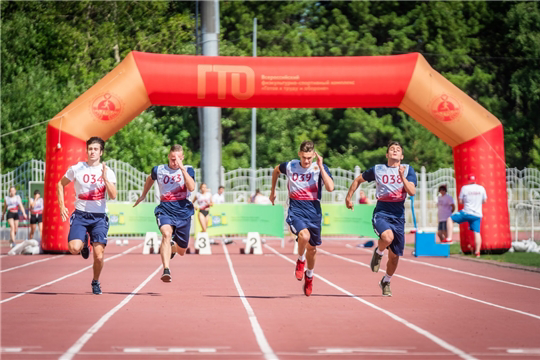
[253,189,272,205]
[193,183,213,232]
[2,186,27,248]
[437,185,455,243]
[445,175,487,257]
[358,190,371,204]
[212,186,225,204]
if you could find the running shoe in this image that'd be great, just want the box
[80,234,90,260]
[9,240,15,248]
[170,240,176,259]
[303,271,313,296]
[379,277,392,297]
[91,280,102,295]
[475,252,480,258]
[161,268,172,282]
[370,248,383,273]
[295,259,306,281]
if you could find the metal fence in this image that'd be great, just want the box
[2,160,539,238]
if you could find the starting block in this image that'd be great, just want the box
[243,232,263,255]
[143,232,161,254]
[414,232,449,257]
[195,232,211,255]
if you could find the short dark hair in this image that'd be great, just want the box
[87,137,105,152]
[34,190,40,195]
[438,185,447,193]
[299,140,314,152]
[387,141,403,153]
[255,188,261,194]
[170,144,183,153]
[218,186,225,190]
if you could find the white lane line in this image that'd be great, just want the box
[59,264,162,360]
[1,255,65,273]
[222,242,278,360]
[0,243,142,304]
[265,244,476,360]
[346,244,540,291]
[323,248,540,321]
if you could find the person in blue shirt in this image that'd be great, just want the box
[134,145,196,282]
[269,141,334,296]
[346,141,417,296]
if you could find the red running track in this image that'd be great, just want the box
[1,239,540,360]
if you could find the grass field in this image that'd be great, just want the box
[448,243,540,268]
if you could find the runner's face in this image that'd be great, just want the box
[298,151,315,168]
[386,145,403,162]
[9,188,16,196]
[87,143,102,162]
[168,151,183,169]
[200,184,207,193]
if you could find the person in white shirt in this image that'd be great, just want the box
[446,175,487,257]
[212,186,225,204]
[57,137,117,295]
[436,185,455,243]
[29,190,44,241]
[193,183,213,232]
[2,186,27,248]
[253,189,272,205]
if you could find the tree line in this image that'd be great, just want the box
[1,1,539,174]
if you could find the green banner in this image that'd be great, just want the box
[107,203,160,235]
[195,204,285,238]
[321,204,377,237]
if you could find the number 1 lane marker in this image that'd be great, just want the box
[265,244,477,360]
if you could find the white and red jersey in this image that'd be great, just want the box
[279,160,332,220]
[31,198,44,214]
[151,164,195,219]
[362,164,417,218]
[195,191,212,210]
[459,183,487,218]
[5,195,22,212]
[64,162,116,213]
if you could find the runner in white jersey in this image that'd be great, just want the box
[58,137,117,295]
[193,183,213,233]
[445,175,487,257]
[2,186,27,248]
[346,141,417,297]
[134,145,196,282]
[269,141,334,296]
[29,190,44,241]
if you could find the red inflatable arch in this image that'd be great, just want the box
[43,51,510,254]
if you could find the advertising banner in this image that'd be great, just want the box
[107,203,160,235]
[194,204,285,238]
[321,204,377,237]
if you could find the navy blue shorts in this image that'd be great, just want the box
[372,213,405,256]
[68,210,109,245]
[286,213,321,247]
[155,212,191,249]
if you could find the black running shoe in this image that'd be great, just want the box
[161,268,172,282]
[81,234,90,260]
[91,280,102,295]
[170,241,176,259]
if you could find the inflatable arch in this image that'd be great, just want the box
[43,51,510,254]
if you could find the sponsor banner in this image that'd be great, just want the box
[195,204,285,238]
[321,204,377,237]
[107,203,160,235]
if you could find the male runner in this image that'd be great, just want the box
[134,145,195,282]
[345,141,417,297]
[269,140,334,296]
[58,137,117,295]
